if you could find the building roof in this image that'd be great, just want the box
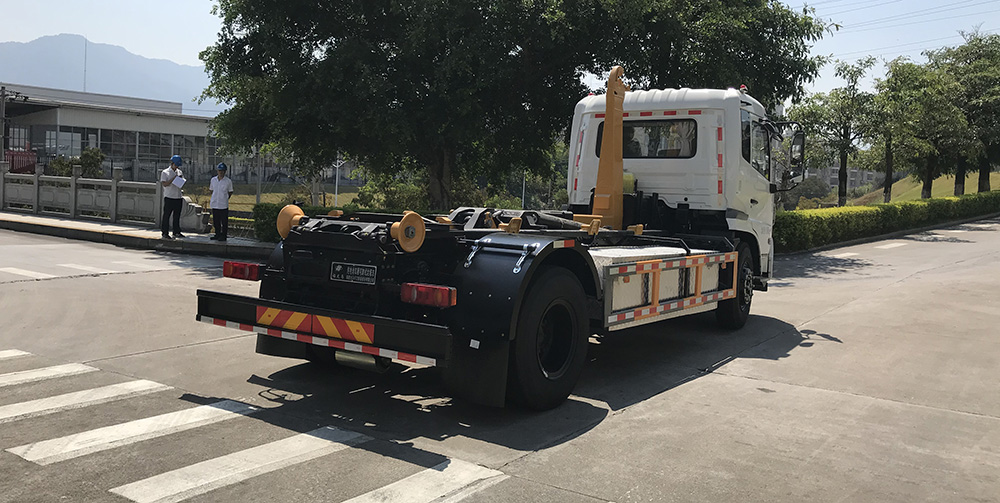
[1,82,208,123]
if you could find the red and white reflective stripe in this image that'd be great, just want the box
[609,253,735,277]
[639,111,652,117]
[197,316,437,366]
[684,256,707,267]
[551,240,575,249]
[664,111,677,116]
[717,126,725,195]
[207,317,254,332]
[688,110,702,115]
[607,289,736,324]
[595,113,606,118]
[616,264,637,275]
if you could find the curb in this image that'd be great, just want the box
[0,216,273,260]
[776,211,1000,256]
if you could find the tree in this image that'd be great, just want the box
[591,0,828,109]
[929,31,1000,193]
[880,58,971,198]
[49,147,105,178]
[789,57,875,206]
[202,0,829,209]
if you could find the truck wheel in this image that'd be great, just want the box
[716,243,753,329]
[509,268,589,410]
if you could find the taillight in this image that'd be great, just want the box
[400,283,457,308]
[223,261,261,281]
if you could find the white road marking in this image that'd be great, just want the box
[829,252,859,258]
[109,426,371,503]
[342,459,507,503]
[0,267,56,279]
[112,260,177,271]
[58,263,117,274]
[0,380,171,424]
[7,400,257,465]
[0,349,31,360]
[944,229,968,233]
[0,363,97,388]
[874,243,908,250]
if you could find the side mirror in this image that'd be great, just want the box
[790,130,805,170]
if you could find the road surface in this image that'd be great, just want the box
[0,218,998,502]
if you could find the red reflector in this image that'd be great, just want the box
[223,261,261,281]
[400,283,457,308]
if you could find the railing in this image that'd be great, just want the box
[0,162,210,231]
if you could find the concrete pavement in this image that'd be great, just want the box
[0,210,273,260]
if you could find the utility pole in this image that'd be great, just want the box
[255,144,263,205]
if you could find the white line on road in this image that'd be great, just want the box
[342,459,507,503]
[874,243,908,250]
[944,229,968,233]
[0,349,31,360]
[829,252,859,258]
[112,260,177,271]
[58,263,117,274]
[0,363,97,388]
[109,426,371,503]
[0,267,56,279]
[7,400,258,465]
[0,380,171,424]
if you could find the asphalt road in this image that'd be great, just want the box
[0,219,998,503]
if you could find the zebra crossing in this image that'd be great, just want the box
[0,260,182,282]
[0,349,507,503]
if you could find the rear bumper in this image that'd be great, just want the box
[196,290,452,366]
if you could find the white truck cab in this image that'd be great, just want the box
[567,87,801,289]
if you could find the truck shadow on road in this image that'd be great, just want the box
[181,312,823,453]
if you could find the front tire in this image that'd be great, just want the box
[508,268,589,410]
[716,243,754,329]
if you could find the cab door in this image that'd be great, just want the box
[746,113,774,273]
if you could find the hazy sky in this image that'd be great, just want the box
[1,0,997,95]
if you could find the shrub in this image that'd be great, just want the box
[775,191,1000,252]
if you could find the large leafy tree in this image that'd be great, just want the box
[929,32,1000,193]
[202,0,827,208]
[595,0,827,108]
[880,58,971,199]
[789,57,875,206]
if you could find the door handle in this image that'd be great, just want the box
[750,198,759,205]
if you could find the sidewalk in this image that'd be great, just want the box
[0,210,274,260]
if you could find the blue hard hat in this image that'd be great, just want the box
[216,162,227,171]
[170,155,183,167]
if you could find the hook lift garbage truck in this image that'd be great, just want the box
[196,67,805,410]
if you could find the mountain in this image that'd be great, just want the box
[0,34,220,116]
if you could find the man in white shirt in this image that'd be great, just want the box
[209,163,235,241]
[160,155,185,239]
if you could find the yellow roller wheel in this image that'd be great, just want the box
[390,211,426,253]
[276,204,305,240]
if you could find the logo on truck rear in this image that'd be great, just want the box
[330,262,377,285]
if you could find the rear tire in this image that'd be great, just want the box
[508,268,589,410]
[716,243,753,329]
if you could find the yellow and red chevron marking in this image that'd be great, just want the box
[255,307,312,333]
[312,315,375,344]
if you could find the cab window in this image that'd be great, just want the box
[596,119,698,159]
[751,121,770,180]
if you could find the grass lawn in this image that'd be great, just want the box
[851,172,1000,205]
[183,182,360,213]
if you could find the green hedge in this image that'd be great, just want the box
[774,191,1000,252]
[251,191,1000,249]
